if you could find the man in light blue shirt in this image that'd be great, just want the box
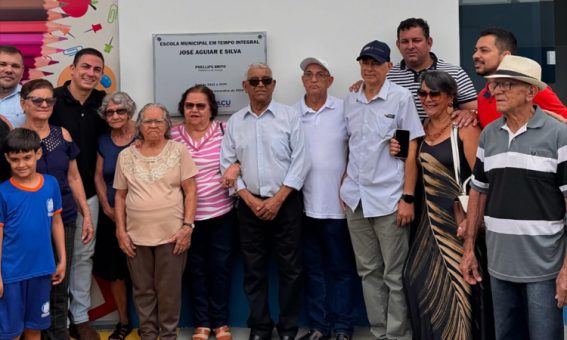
[340,40,424,340]
[293,57,357,340]
[220,62,308,340]
[0,46,25,127]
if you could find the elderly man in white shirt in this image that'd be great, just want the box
[340,40,424,340]
[293,57,358,340]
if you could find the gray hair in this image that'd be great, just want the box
[245,62,271,79]
[135,103,172,140]
[98,91,136,119]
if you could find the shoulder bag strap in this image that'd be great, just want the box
[450,124,461,189]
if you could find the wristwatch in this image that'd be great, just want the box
[182,222,195,229]
[401,194,415,204]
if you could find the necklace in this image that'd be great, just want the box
[425,119,452,142]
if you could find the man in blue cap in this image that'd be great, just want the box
[340,40,423,340]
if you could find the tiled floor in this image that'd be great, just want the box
[95,326,567,339]
[95,327,375,339]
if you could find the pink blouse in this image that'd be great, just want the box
[171,120,234,221]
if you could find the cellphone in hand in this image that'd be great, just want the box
[394,129,410,159]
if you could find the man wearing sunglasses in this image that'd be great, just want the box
[473,27,567,127]
[220,63,308,340]
[292,57,357,340]
[47,48,107,340]
[461,55,567,340]
[340,40,423,340]
[0,45,25,127]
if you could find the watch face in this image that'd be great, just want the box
[403,194,414,203]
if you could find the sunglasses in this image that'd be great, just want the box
[104,108,129,116]
[184,102,207,111]
[25,96,56,107]
[247,78,273,87]
[417,89,442,99]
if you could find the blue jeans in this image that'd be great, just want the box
[303,216,358,336]
[188,209,236,328]
[490,276,563,340]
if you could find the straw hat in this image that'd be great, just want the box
[485,55,547,90]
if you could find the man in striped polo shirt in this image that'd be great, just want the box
[389,18,478,121]
[350,18,478,124]
[460,55,567,340]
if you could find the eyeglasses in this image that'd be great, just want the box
[247,78,273,87]
[487,80,523,93]
[184,102,207,111]
[302,72,330,80]
[25,96,56,107]
[417,89,442,99]
[141,119,165,126]
[104,108,129,116]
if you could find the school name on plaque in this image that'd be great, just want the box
[153,32,266,114]
[159,39,261,56]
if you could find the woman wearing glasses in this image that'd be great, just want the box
[391,71,491,340]
[19,79,93,336]
[114,103,198,339]
[171,85,236,340]
[92,92,136,340]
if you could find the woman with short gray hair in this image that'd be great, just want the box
[92,91,137,339]
[114,103,198,339]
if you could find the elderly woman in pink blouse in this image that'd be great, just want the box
[114,103,198,339]
[171,85,236,340]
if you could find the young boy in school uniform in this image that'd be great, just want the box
[0,128,66,340]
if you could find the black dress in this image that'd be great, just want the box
[403,137,494,340]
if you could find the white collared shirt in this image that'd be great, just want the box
[340,79,424,217]
[220,100,309,197]
[294,95,347,219]
[0,85,24,127]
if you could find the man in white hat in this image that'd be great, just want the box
[293,57,357,340]
[460,55,567,340]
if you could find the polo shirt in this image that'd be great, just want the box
[477,85,567,128]
[0,85,24,127]
[293,95,347,219]
[220,100,308,197]
[340,79,424,218]
[388,52,477,120]
[49,81,106,198]
[471,106,567,283]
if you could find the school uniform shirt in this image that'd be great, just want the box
[0,174,62,283]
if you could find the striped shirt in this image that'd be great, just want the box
[171,120,234,221]
[471,107,567,283]
[387,53,477,120]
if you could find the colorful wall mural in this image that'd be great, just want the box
[0,0,120,324]
[0,0,119,92]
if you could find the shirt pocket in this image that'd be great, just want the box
[271,136,291,163]
[526,148,555,180]
[374,112,397,140]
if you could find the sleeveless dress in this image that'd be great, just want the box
[403,137,494,340]
[92,133,134,281]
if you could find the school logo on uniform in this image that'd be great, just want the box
[47,198,54,217]
[41,301,50,318]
